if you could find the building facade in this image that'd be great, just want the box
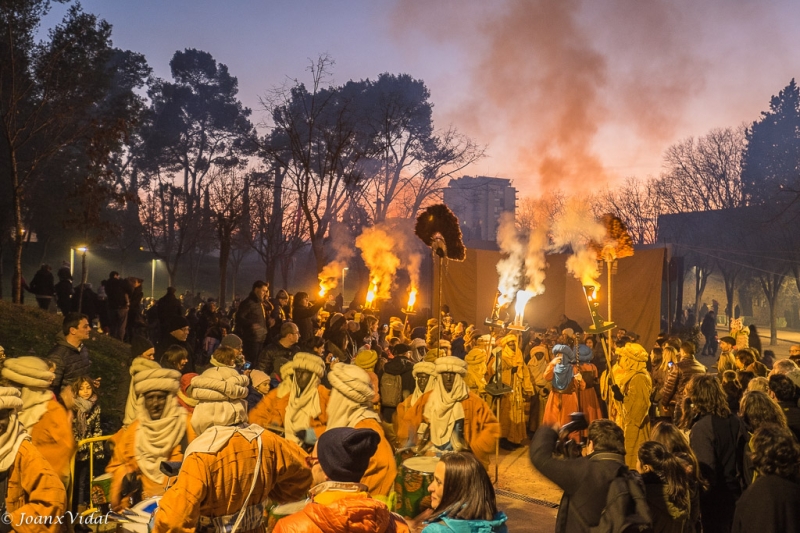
[443,176,517,247]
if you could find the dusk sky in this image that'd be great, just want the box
[44,0,800,197]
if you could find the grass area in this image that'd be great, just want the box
[0,300,130,422]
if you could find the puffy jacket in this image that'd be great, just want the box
[47,334,91,393]
[235,292,270,343]
[381,356,415,397]
[659,357,706,418]
[273,494,409,533]
[422,513,508,533]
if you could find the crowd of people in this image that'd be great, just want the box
[3,276,800,533]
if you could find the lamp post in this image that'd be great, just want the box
[151,259,159,301]
[76,247,87,313]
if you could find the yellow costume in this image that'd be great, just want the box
[464,347,487,396]
[616,343,653,469]
[488,335,534,445]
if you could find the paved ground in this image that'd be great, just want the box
[498,492,558,532]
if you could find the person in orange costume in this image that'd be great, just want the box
[326,363,396,502]
[407,356,500,469]
[575,344,603,425]
[285,353,330,448]
[488,334,534,448]
[1,356,76,487]
[542,344,585,432]
[152,366,312,533]
[394,361,436,447]
[0,386,66,533]
[105,368,186,510]
[249,361,293,431]
[273,427,410,533]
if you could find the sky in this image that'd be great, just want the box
[43,0,800,197]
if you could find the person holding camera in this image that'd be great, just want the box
[529,419,634,532]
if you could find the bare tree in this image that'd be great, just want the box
[207,168,248,308]
[516,190,566,235]
[593,177,661,244]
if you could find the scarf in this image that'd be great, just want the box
[17,387,53,429]
[325,388,380,429]
[183,424,264,457]
[551,344,576,392]
[527,348,549,388]
[73,394,97,437]
[411,362,437,406]
[424,375,469,447]
[0,416,29,473]
[465,348,487,394]
[124,357,162,426]
[134,395,187,484]
[284,377,322,445]
[616,343,651,391]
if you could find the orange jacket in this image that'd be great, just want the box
[29,398,76,486]
[6,440,67,533]
[273,493,409,533]
[406,391,500,469]
[105,420,184,509]
[355,418,397,500]
[249,389,289,429]
[152,430,312,533]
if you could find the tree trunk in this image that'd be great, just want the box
[693,266,710,323]
[721,269,737,324]
[218,239,230,309]
[769,297,777,346]
[11,155,24,304]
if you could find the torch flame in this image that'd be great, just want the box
[365,280,378,307]
[407,288,417,311]
[318,284,326,298]
[514,290,535,325]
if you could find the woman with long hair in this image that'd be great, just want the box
[653,346,680,419]
[637,441,694,533]
[423,452,508,532]
[684,374,747,533]
[738,390,788,487]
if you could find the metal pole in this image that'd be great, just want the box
[607,260,613,352]
[151,259,156,301]
[70,248,74,277]
[77,251,87,314]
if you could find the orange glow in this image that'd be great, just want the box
[318,285,326,298]
[407,288,417,311]
[365,280,378,308]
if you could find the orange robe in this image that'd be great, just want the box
[355,418,397,501]
[406,391,500,469]
[28,398,76,486]
[105,420,184,509]
[576,362,603,425]
[542,363,585,430]
[249,389,289,430]
[6,440,67,533]
[273,492,410,533]
[152,431,312,533]
[393,394,425,448]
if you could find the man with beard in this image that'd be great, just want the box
[0,387,66,533]
[284,353,329,449]
[326,364,395,502]
[152,366,312,533]
[105,368,186,510]
[408,356,500,469]
[1,357,75,487]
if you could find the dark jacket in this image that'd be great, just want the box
[105,277,131,310]
[292,301,325,344]
[235,292,270,343]
[258,340,298,375]
[779,401,800,442]
[155,335,196,375]
[451,336,467,360]
[700,314,716,337]
[660,356,706,419]
[55,280,74,312]
[382,356,415,397]
[732,474,800,533]
[157,292,184,328]
[29,268,55,298]
[529,426,627,532]
[641,471,697,533]
[47,334,92,394]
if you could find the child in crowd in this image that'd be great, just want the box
[71,376,104,512]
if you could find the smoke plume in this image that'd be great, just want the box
[318,222,355,295]
[550,197,606,287]
[355,220,425,303]
[495,212,525,304]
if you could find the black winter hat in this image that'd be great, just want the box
[130,336,154,359]
[168,316,189,333]
[317,427,380,483]
[410,327,426,340]
[391,344,412,357]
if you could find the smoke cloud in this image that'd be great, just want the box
[495,212,525,304]
[550,197,606,287]
[318,222,356,295]
[355,220,426,303]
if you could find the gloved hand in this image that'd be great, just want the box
[611,384,624,402]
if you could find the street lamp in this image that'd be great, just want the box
[76,247,88,313]
[151,258,159,301]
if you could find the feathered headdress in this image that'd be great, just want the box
[414,204,466,261]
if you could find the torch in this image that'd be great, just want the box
[364,280,378,310]
[402,287,418,330]
[582,284,617,385]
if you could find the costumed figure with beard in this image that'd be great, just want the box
[611,343,652,469]
[105,368,186,510]
[0,387,66,533]
[542,345,585,435]
[527,345,550,433]
[488,335,534,448]
[1,357,75,487]
[152,367,312,533]
[249,361,294,431]
[575,344,603,426]
[326,364,396,502]
[284,353,329,450]
[408,357,500,469]
[394,362,437,447]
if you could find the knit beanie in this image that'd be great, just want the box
[168,316,189,333]
[1,357,54,389]
[354,350,378,372]
[327,364,374,404]
[130,336,154,359]
[220,334,243,350]
[317,427,380,483]
[293,352,326,379]
[249,370,270,389]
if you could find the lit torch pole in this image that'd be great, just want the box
[403,288,417,330]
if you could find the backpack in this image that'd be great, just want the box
[586,466,653,533]
[380,373,404,407]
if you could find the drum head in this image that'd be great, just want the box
[402,456,439,473]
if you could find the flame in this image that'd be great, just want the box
[407,288,417,311]
[515,289,535,319]
[318,285,326,297]
[365,280,378,308]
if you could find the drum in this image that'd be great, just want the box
[396,456,439,519]
[266,501,308,532]
[91,473,113,506]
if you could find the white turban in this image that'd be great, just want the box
[434,356,468,376]
[0,387,23,412]
[133,368,181,396]
[292,352,326,379]
[327,363,374,404]
[412,362,437,378]
[2,357,53,389]
[190,367,249,435]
